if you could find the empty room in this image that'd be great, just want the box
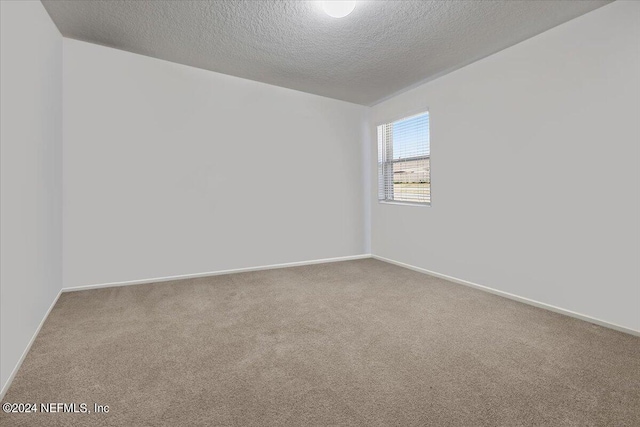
[1,0,639,425]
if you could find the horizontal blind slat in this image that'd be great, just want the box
[377,111,430,204]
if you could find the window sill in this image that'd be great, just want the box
[378,200,431,207]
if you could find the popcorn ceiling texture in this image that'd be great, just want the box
[41,0,610,105]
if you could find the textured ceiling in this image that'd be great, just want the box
[42,0,611,105]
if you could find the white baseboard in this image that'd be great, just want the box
[62,254,373,293]
[0,289,63,401]
[372,255,640,337]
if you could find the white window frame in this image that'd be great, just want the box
[377,108,431,207]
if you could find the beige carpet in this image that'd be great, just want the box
[1,259,639,426]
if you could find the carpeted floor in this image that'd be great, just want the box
[1,259,639,426]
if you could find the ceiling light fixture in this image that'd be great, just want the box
[321,1,356,18]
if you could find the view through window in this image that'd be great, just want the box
[377,111,430,205]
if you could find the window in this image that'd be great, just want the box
[378,111,430,205]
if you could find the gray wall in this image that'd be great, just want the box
[370,1,640,332]
[63,39,369,288]
[0,1,63,393]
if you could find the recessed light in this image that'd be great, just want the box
[322,1,356,19]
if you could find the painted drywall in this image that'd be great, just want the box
[370,1,640,332]
[63,39,368,288]
[0,1,63,393]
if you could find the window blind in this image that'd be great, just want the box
[378,111,430,205]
